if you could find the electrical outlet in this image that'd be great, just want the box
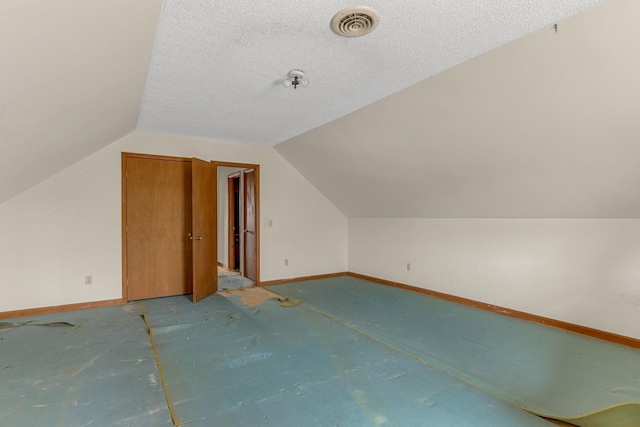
[406,263,411,271]
[85,275,93,285]
[284,259,289,266]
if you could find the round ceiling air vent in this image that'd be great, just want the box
[331,6,380,37]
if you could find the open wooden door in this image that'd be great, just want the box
[243,169,257,281]
[191,158,217,302]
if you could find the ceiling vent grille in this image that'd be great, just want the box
[331,6,380,37]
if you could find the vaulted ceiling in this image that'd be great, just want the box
[136,0,601,145]
[3,0,638,218]
[276,0,640,217]
[1,0,162,203]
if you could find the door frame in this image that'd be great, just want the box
[122,155,261,302]
[214,161,260,286]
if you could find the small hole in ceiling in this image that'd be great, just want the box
[331,6,380,37]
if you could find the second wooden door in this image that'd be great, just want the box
[123,153,217,302]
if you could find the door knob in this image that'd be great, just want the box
[243,229,249,234]
[189,234,203,240]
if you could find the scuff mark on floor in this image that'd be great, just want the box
[66,356,101,378]
[385,373,407,381]
[221,352,272,369]
[232,333,260,347]
[121,303,140,313]
[148,373,158,386]
[607,386,640,397]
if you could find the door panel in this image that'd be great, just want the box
[192,158,217,302]
[126,156,192,300]
[243,169,256,281]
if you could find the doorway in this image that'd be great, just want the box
[215,162,260,286]
[227,172,241,271]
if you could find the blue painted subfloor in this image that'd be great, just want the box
[2,276,638,426]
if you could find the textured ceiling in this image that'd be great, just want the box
[276,0,640,218]
[4,0,634,220]
[137,0,602,145]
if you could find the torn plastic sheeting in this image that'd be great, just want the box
[139,293,550,426]
[1,304,172,427]
[273,297,301,307]
[267,277,640,427]
[0,320,80,333]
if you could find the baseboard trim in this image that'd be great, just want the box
[259,272,349,287]
[347,272,640,349]
[0,299,124,320]
[4,273,637,349]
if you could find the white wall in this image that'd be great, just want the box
[0,131,348,312]
[349,218,640,340]
[0,145,122,310]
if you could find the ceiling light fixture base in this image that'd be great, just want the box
[283,69,309,89]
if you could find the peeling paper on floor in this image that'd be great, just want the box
[218,287,280,307]
[274,297,301,307]
[2,305,171,427]
[0,320,79,333]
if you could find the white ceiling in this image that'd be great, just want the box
[4,0,638,220]
[276,0,640,217]
[136,0,602,145]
